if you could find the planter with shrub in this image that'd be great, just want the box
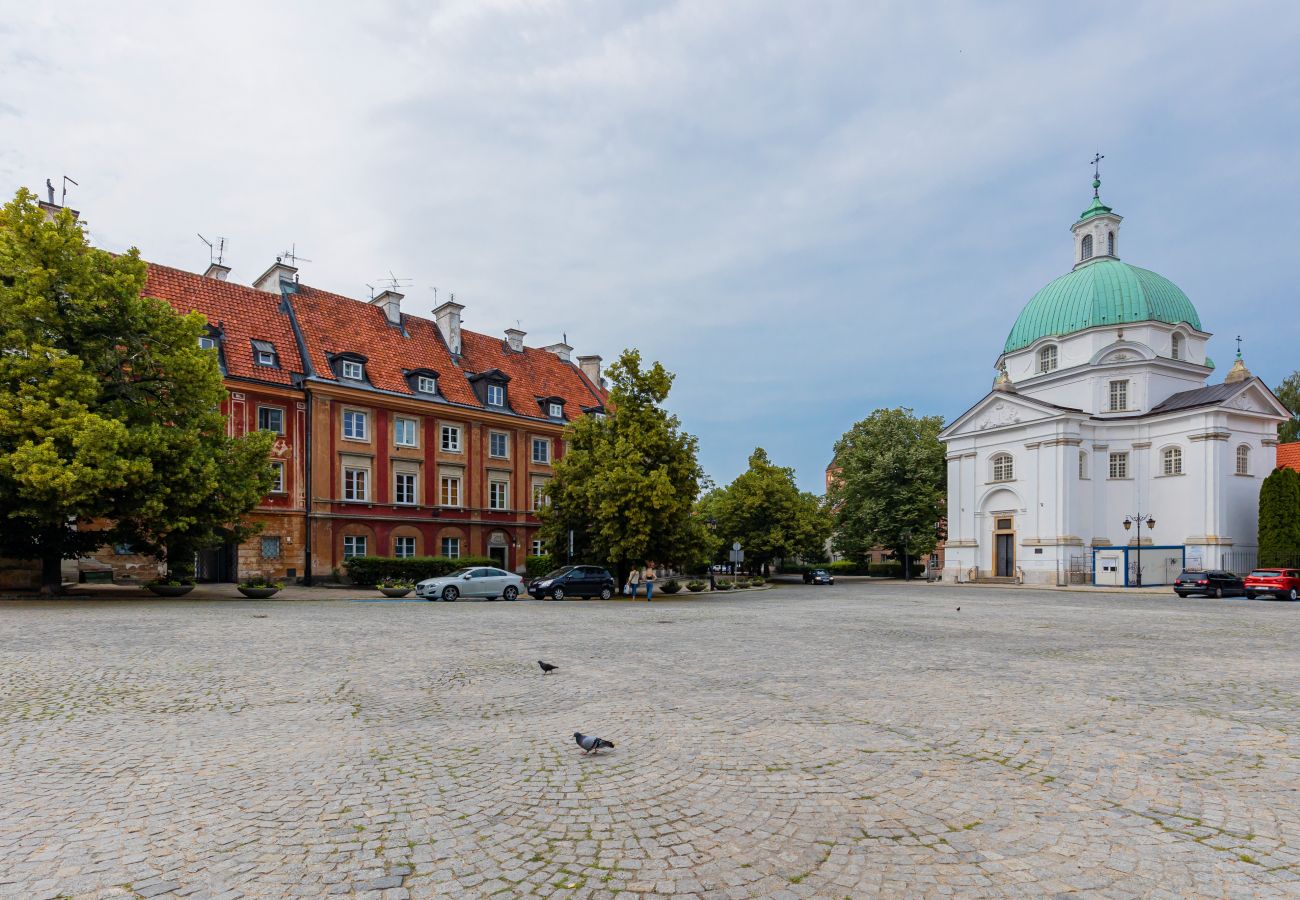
[238,576,284,599]
[715,581,733,591]
[377,578,413,598]
[750,577,765,586]
[686,580,706,592]
[660,579,681,595]
[146,579,195,597]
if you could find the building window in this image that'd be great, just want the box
[1038,345,1058,374]
[1107,230,1114,256]
[199,335,217,350]
[261,536,282,559]
[1236,445,1250,475]
[441,425,461,452]
[1171,333,1182,360]
[394,417,417,447]
[417,375,437,394]
[343,409,368,440]
[343,535,368,559]
[531,539,543,556]
[489,479,509,510]
[440,475,461,507]
[548,402,563,418]
[252,340,278,367]
[1108,380,1128,412]
[344,467,369,501]
[257,406,284,434]
[487,384,504,407]
[1081,233,1093,260]
[341,360,364,380]
[394,472,417,505]
[1161,446,1183,476]
[532,438,551,464]
[489,431,509,458]
[269,460,285,493]
[1109,451,1129,479]
[394,536,416,559]
[532,481,548,511]
[1079,450,1088,480]
[441,537,460,559]
[990,453,1014,482]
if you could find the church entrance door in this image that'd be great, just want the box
[993,517,1015,578]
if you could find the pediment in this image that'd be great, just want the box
[1226,381,1291,418]
[941,392,1073,439]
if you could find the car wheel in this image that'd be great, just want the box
[551,587,565,601]
[1246,591,1256,600]
[1290,588,1299,602]
[599,587,612,600]
[441,586,459,602]
[1175,592,1187,598]
[503,586,518,601]
[1214,587,1223,599]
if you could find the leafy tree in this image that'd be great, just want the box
[0,188,274,590]
[699,448,830,573]
[1276,371,1300,444]
[1258,466,1300,566]
[827,407,946,577]
[538,349,705,584]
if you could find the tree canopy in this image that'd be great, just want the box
[827,407,946,572]
[696,448,830,571]
[0,188,273,589]
[1276,371,1300,444]
[538,349,704,580]
[1258,466,1300,567]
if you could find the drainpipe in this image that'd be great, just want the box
[303,385,313,585]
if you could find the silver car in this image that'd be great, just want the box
[416,566,524,602]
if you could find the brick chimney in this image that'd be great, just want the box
[505,328,526,352]
[371,289,403,326]
[544,341,573,363]
[434,297,465,355]
[203,263,231,281]
[253,258,298,293]
[577,354,602,384]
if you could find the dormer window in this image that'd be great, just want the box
[1038,345,1058,374]
[549,402,563,418]
[251,340,278,368]
[199,334,217,351]
[487,384,504,406]
[404,369,440,397]
[341,360,364,380]
[468,369,511,410]
[1081,233,1093,261]
[418,375,437,394]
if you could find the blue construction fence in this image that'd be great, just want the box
[1092,546,1186,588]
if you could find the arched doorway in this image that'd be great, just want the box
[487,530,510,569]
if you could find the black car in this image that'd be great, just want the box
[528,565,616,600]
[1173,569,1244,598]
[803,568,834,585]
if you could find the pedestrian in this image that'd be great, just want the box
[708,565,716,591]
[626,566,640,599]
[644,565,655,601]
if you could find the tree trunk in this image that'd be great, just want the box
[40,553,64,595]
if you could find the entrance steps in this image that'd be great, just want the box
[969,575,1017,585]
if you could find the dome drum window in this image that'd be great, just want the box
[990,453,1014,482]
[1038,345,1058,374]
[1080,233,1093,261]
[1170,333,1183,360]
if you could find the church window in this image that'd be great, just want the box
[1108,380,1128,412]
[1038,345,1058,374]
[991,453,1014,482]
[1236,445,1250,475]
[1081,233,1093,261]
[1162,446,1183,476]
[1108,452,1129,479]
[1107,231,1114,256]
[1170,333,1182,360]
[1079,450,1088,480]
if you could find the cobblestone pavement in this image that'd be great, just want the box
[3,585,1300,899]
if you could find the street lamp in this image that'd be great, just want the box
[1121,513,1157,586]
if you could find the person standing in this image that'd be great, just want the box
[626,566,640,599]
[708,565,716,591]
[644,565,656,601]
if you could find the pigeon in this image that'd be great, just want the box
[252,614,269,619]
[538,660,558,674]
[574,732,615,754]
[956,607,961,612]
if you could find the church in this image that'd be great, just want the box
[939,170,1289,587]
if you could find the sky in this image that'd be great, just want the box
[2,1,1298,491]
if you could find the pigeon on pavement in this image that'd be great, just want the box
[538,660,558,674]
[574,732,615,754]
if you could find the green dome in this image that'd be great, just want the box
[1003,259,1201,354]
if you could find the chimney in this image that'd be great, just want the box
[434,297,465,355]
[253,257,298,293]
[505,327,526,353]
[544,341,573,363]
[370,289,403,326]
[577,354,602,384]
[203,263,232,281]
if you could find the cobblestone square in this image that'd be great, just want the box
[3,584,1300,898]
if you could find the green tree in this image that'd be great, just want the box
[538,349,705,584]
[0,188,274,590]
[1276,371,1300,444]
[699,448,830,573]
[1258,466,1300,566]
[827,407,946,577]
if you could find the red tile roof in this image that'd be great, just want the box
[144,264,304,385]
[1278,441,1300,473]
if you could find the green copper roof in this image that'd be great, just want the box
[1078,195,1114,221]
[1003,259,1202,353]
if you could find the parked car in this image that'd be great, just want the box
[416,566,524,601]
[803,568,834,585]
[528,565,616,600]
[1244,568,1300,601]
[1173,569,1243,598]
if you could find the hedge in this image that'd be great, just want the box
[525,554,557,580]
[343,555,498,585]
[867,561,904,578]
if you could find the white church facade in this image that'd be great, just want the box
[940,176,1288,587]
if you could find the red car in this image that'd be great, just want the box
[1244,569,1300,601]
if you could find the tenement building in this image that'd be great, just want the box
[141,258,607,583]
[939,174,1288,587]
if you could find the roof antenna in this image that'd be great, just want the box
[197,234,226,266]
[61,175,78,207]
[381,270,412,291]
[430,286,438,305]
[280,243,312,265]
